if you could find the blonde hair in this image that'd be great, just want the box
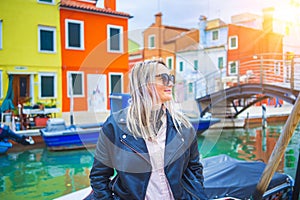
[126,60,192,139]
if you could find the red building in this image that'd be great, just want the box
[60,0,131,114]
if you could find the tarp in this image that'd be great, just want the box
[1,75,15,113]
[202,154,293,199]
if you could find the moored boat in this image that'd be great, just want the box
[0,141,12,154]
[40,118,102,151]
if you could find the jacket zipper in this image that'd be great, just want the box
[111,175,119,192]
[120,139,151,164]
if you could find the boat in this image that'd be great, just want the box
[40,118,103,151]
[0,141,12,154]
[203,155,294,200]
[0,124,35,154]
[55,154,294,200]
[188,116,220,134]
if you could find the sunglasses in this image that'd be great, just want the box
[155,73,175,86]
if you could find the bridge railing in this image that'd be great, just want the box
[194,53,300,99]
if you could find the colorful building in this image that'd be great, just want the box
[0,0,131,128]
[0,0,62,116]
[143,12,199,72]
[59,0,131,118]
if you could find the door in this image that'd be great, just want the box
[87,74,107,112]
[12,75,30,106]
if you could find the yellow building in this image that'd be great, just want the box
[0,0,62,118]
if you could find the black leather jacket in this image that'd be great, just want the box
[89,108,208,200]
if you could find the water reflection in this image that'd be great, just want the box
[0,149,94,200]
[0,125,299,199]
[199,124,300,179]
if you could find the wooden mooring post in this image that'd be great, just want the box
[252,94,300,199]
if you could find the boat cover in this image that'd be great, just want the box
[202,154,293,199]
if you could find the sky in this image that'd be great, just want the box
[117,0,285,32]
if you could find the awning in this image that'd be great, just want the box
[1,75,15,112]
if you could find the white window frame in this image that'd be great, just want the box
[166,56,174,70]
[107,25,123,53]
[38,25,56,53]
[38,72,57,99]
[109,72,123,94]
[67,71,85,98]
[274,61,281,76]
[228,35,239,50]
[212,30,219,41]
[37,0,55,5]
[0,71,3,99]
[229,36,238,50]
[228,61,238,75]
[0,20,2,50]
[148,34,155,49]
[65,19,85,50]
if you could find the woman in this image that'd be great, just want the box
[88,60,207,199]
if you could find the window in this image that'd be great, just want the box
[188,82,193,94]
[0,20,2,50]
[218,57,224,69]
[39,73,57,98]
[166,57,173,70]
[229,36,238,50]
[38,26,56,53]
[179,61,183,72]
[229,61,238,75]
[194,60,198,70]
[148,35,155,49]
[0,71,2,98]
[107,25,123,53]
[274,61,281,76]
[212,30,219,41]
[67,71,84,97]
[109,73,123,93]
[66,19,84,50]
[38,0,54,4]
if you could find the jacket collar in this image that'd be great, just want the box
[115,108,185,165]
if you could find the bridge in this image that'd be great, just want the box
[195,53,300,118]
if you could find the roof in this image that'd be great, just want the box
[60,0,132,18]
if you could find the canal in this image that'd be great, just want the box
[0,124,299,200]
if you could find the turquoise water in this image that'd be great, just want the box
[0,125,299,200]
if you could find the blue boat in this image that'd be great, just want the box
[0,141,12,154]
[203,154,294,199]
[0,124,34,154]
[40,118,102,151]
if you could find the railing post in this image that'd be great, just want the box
[260,55,263,86]
[291,56,295,90]
[237,60,240,86]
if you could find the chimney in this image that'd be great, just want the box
[198,15,207,48]
[262,7,274,33]
[155,12,162,26]
[104,0,116,11]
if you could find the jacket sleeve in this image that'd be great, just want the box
[187,136,205,186]
[89,127,115,200]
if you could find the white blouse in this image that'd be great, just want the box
[144,114,174,200]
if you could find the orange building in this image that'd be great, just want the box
[227,8,284,105]
[143,12,199,71]
[227,8,283,81]
[60,0,131,114]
